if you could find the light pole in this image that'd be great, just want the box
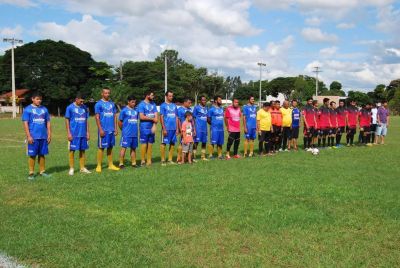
[313,66,322,97]
[3,38,23,119]
[164,53,168,94]
[257,62,266,107]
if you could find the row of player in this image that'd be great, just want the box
[22,88,390,179]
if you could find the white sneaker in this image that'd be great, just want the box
[307,148,313,152]
[80,168,92,174]
[68,168,74,176]
[278,148,283,152]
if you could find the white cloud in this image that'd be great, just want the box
[336,22,356,29]
[0,25,23,38]
[319,46,338,58]
[305,17,322,26]
[0,0,36,7]
[301,27,338,43]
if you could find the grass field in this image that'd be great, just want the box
[0,116,399,267]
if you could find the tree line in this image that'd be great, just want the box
[0,39,399,114]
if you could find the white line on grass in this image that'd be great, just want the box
[0,253,25,268]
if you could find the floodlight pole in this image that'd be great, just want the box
[257,62,266,107]
[3,38,23,119]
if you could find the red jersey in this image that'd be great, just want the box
[315,107,321,129]
[359,108,371,127]
[335,107,346,127]
[346,106,358,127]
[318,106,331,129]
[330,109,338,128]
[271,108,282,126]
[302,105,316,127]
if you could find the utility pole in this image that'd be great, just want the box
[313,66,322,97]
[257,62,266,107]
[164,53,168,94]
[3,38,23,119]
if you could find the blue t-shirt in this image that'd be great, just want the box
[137,100,158,130]
[243,104,257,129]
[292,107,301,128]
[193,105,208,133]
[177,106,192,125]
[160,102,178,130]
[119,106,138,138]
[65,103,89,138]
[208,105,224,131]
[22,104,50,139]
[94,99,117,132]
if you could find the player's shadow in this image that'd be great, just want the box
[46,164,98,174]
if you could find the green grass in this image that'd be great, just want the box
[0,117,399,267]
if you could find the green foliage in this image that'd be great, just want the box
[389,88,400,115]
[347,90,372,106]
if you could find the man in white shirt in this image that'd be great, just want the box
[370,103,378,145]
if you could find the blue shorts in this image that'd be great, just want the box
[211,130,224,145]
[376,123,388,136]
[27,139,48,157]
[161,130,177,145]
[140,129,155,144]
[195,131,207,143]
[69,137,89,151]
[245,128,257,140]
[98,132,115,149]
[120,136,138,149]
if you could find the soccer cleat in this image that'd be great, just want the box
[249,153,254,157]
[68,168,74,176]
[119,164,125,169]
[284,149,289,152]
[96,166,102,173]
[233,155,241,159]
[168,161,177,165]
[140,162,146,167]
[225,154,231,160]
[40,172,51,178]
[306,148,313,152]
[218,156,224,160]
[161,161,167,167]
[80,168,92,174]
[201,158,209,161]
[346,144,350,147]
[208,156,216,160]
[192,159,198,163]
[366,143,373,146]
[108,165,120,171]
[278,148,283,152]
[28,174,35,180]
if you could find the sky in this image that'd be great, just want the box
[0,0,400,92]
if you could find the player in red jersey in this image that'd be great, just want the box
[318,98,332,148]
[301,98,316,150]
[313,100,321,148]
[346,100,358,146]
[335,100,346,147]
[329,101,338,148]
[359,103,372,146]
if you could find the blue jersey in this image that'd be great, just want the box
[22,104,50,139]
[177,106,192,125]
[119,106,138,138]
[243,104,257,129]
[94,99,117,132]
[193,105,208,132]
[65,103,89,138]
[292,107,301,128]
[208,105,224,131]
[160,102,178,130]
[137,100,157,130]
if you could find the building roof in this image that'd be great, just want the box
[0,89,30,99]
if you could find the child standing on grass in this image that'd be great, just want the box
[180,111,195,164]
[22,92,51,180]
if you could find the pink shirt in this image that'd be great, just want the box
[225,106,241,132]
[181,121,194,144]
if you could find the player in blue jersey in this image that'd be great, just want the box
[118,95,139,169]
[208,95,225,159]
[160,91,179,166]
[138,90,158,166]
[290,99,301,151]
[65,93,91,176]
[94,87,119,172]
[22,92,52,180]
[192,95,209,161]
[242,96,257,157]
[176,97,192,162]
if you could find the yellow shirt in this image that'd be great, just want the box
[280,107,292,127]
[256,109,272,131]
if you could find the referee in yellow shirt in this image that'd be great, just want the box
[256,102,273,156]
[280,100,292,151]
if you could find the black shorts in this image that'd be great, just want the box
[282,127,291,138]
[258,131,271,143]
[291,127,299,139]
[347,127,356,135]
[313,128,320,137]
[272,125,282,136]
[370,124,377,132]
[360,126,371,132]
[321,128,330,136]
[303,126,314,136]
[330,128,337,135]
[337,126,345,134]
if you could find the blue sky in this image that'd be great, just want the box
[1,0,399,91]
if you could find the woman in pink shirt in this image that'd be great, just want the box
[224,98,242,159]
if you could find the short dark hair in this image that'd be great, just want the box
[213,95,222,102]
[102,87,111,91]
[382,100,388,104]
[323,98,330,103]
[291,99,298,103]
[75,92,84,99]
[330,101,336,106]
[199,95,206,100]
[263,102,270,107]
[339,99,345,103]
[144,90,154,98]
[307,97,313,101]
[185,111,192,118]
[127,95,136,102]
[275,100,280,104]
[183,97,192,103]
[165,90,173,97]
[248,95,254,100]
[312,100,318,105]
[31,92,42,99]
